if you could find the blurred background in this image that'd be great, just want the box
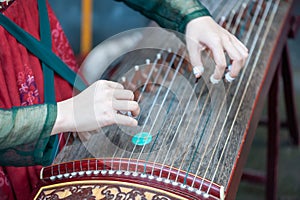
[49,0,300,199]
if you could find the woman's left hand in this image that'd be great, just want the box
[185,16,248,82]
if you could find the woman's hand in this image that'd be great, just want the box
[51,80,140,135]
[185,16,248,83]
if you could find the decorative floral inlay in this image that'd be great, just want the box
[35,182,182,200]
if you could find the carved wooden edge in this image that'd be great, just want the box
[225,0,295,199]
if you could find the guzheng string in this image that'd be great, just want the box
[183,0,251,187]
[153,79,199,177]
[244,0,265,45]
[200,0,271,190]
[200,2,268,188]
[197,0,266,189]
[46,0,282,197]
[232,3,247,35]
[129,0,246,181]
[140,73,193,174]
[134,52,190,169]
[152,77,206,179]
[111,50,167,171]
[179,83,210,185]
[112,48,180,171]
[196,0,278,193]
[114,49,169,171]
[118,0,248,186]
[126,49,184,171]
[136,50,166,103]
[208,0,280,193]
[183,109,212,186]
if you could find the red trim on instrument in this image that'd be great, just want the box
[39,158,222,199]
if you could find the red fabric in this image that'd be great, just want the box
[0,0,79,199]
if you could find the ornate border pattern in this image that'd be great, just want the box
[34,180,187,200]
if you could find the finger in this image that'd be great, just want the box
[187,40,205,78]
[229,38,249,65]
[222,36,248,79]
[103,80,124,89]
[229,59,244,78]
[231,34,248,53]
[224,29,248,53]
[114,114,138,126]
[113,100,140,117]
[210,44,227,81]
[222,38,244,79]
[222,36,242,61]
[113,89,134,100]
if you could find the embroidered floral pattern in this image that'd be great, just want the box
[51,21,78,72]
[0,170,10,188]
[0,168,11,199]
[17,66,40,106]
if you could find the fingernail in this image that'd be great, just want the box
[118,110,132,117]
[210,75,221,84]
[225,72,235,82]
[193,66,204,77]
[127,111,133,117]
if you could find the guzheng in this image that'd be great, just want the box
[34,0,295,199]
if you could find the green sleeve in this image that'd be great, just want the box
[116,0,211,33]
[0,104,58,166]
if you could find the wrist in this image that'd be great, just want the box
[181,10,211,33]
[51,98,75,135]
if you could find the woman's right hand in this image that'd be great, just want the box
[51,80,140,135]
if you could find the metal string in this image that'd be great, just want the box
[182,0,252,187]
[125,49,180,172]
[199,0,267,190]
[109,0,239,175]
[176,0,251,188]
[244,0,265,45]
[143,71,192,175]
[50,132,71,175]
[176,90,212,184]
[133,50,186,171]
[136,49,166,103]
[109,49,166,171]
[207,0,279,193]
[200,0,269,190]
[139,0,245,183]
[231,2,247,35]
[155,79,207,179]
[197,0,272,191]
[155,82,199,178]
[169,0,246,181]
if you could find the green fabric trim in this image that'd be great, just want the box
[38,0,56,103]
[0,104,58,166]
[178,9,211,33]
[0,13,87,92]
[37,0,57,164]
[117,0,211,33]
[34,104,58,166]
[0,105,49,148]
